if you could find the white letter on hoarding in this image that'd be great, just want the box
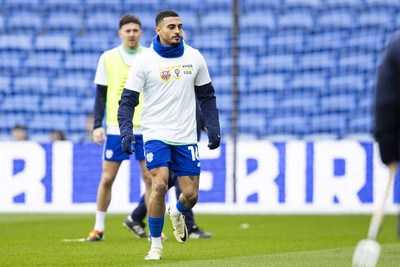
[52,141,73,209]
[285,141,307,209]
[0,142,46,208]
[313,141,366,210]
[236,140,279,205]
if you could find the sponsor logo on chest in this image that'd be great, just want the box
[159,64,194,82]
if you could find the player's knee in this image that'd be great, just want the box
[152,181,168,197]
[185,190,198,207]
[143,173,152,188]
[101,174,115,188]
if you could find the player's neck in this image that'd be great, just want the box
[122,45,141,55]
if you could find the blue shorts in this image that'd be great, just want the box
[103,134,145,162]
[144,140,200,176]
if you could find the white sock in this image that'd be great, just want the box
[170,203,181,218]
[94,211,106,231]
[151,237,162,249]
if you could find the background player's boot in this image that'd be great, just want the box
[123,216,147,238]
[188,225,212,239]
[86,229,104,241]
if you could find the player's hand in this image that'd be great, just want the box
[207,130,220,150]
[92,127,106,145]
[121,134,136,155]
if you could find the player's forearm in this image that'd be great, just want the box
[93,84,107,129]
[195,83,220,133]
[118,89,139,138]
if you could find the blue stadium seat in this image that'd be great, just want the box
[14,75,49,95]
[41,96,79,113]
[277,10,314,30]
[28,113,69,131]
[310,114,347,136]
[239,32,268,52]
[348,113,372,133]
[2,0,41,12]
[80,97,95,114]
[323,0,363,8]
[304,30,346,51]
[0,95,41,112]
[268,115,309,136]
[192,32,231,52]
[51,74,94,97]
[364,0,400,9]
[158,0,200,12]
[69,113,87,132]
[177,11,199,36]
[241,0,282,13]
[316,10,355,29]
[120,0,159,13]
[287,73,326,93]
[298,52,336,71]
[358,9,395,29]
[0,52,22,74]
[6,11,43,35]
[212,75,232,94]
[35,35,71,52]
[85,0,122,12]
[280,94,319,115]
[338,52,376,72]
[239,54,257,73]
[0,76,11,95]
[71,34,113,54]
[215,93,233,113]
[0,35,32,52]
[284,0,321,8]
[24,52,64,73]
[239,93,276,113]
[0,16,4,34]
[357,95,373,112]
[86,11,120,35]
[239,112,268,137]
[43,0,83,13]
[0,113,29,131]
[198,51,221,76]
[345,29,385,52]
[258,53,296,72]
[200,11,232,32]
[203,0,232,11]
[267,30,305,52]
[45,12,83,36]
[328,73,365,93]
[248,73,286,91]
[65,53,99,74]
[240,11,275,33]
[320,94,356,113]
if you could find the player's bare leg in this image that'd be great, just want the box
[145,166,169,260]
[169,175,199,243]
[87,161,121,241]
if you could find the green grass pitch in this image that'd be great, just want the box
[1,214,399,266]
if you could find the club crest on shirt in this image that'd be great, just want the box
[146,152,154,162]
[159,67,171,82]
[171,65,182,80]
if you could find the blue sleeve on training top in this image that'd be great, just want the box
[93,84,107,129]
[118,89,140,138]
[195,82,220,135]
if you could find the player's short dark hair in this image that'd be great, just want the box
[155,10,179,26]
[119,14,141,29]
